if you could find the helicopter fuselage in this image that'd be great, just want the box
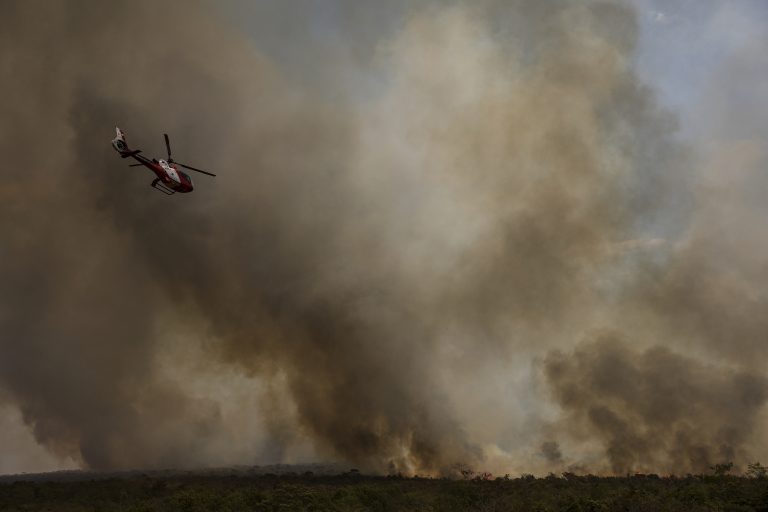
[125,155,194,193]
[112,128,196,194]
[151,158,194,193]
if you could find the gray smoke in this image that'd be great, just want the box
[1,0,766,475]
[544,335,768,474]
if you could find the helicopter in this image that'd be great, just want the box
[111,127,215,195]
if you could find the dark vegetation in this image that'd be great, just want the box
[2,467,768,511]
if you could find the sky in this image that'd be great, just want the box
[1,0,767,476]
[631,0,768,135]
[216,0,768,135]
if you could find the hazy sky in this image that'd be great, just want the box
[213,1,767,118]
[631,1,768,131]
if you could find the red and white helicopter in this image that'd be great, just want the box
[111,127,215,195]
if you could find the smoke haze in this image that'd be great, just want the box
[1,0,767,475]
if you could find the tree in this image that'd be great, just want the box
[746,462,767,479]
[711,462,733,476]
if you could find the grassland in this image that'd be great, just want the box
[1,470,768,511]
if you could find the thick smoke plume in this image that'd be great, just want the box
[1,0,766,475]
[544,335,768,474]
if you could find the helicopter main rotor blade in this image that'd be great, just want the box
[176,162,216,177]
[128,163,144,167]
[164,133,172,162]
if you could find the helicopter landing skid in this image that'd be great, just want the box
[151,178,175,195]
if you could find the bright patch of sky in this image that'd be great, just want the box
[629,0,768,137]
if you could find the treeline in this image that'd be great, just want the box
[1,468,768,511]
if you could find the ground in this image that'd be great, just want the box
[2,469,768,511]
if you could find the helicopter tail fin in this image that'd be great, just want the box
[112,126,130,154]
